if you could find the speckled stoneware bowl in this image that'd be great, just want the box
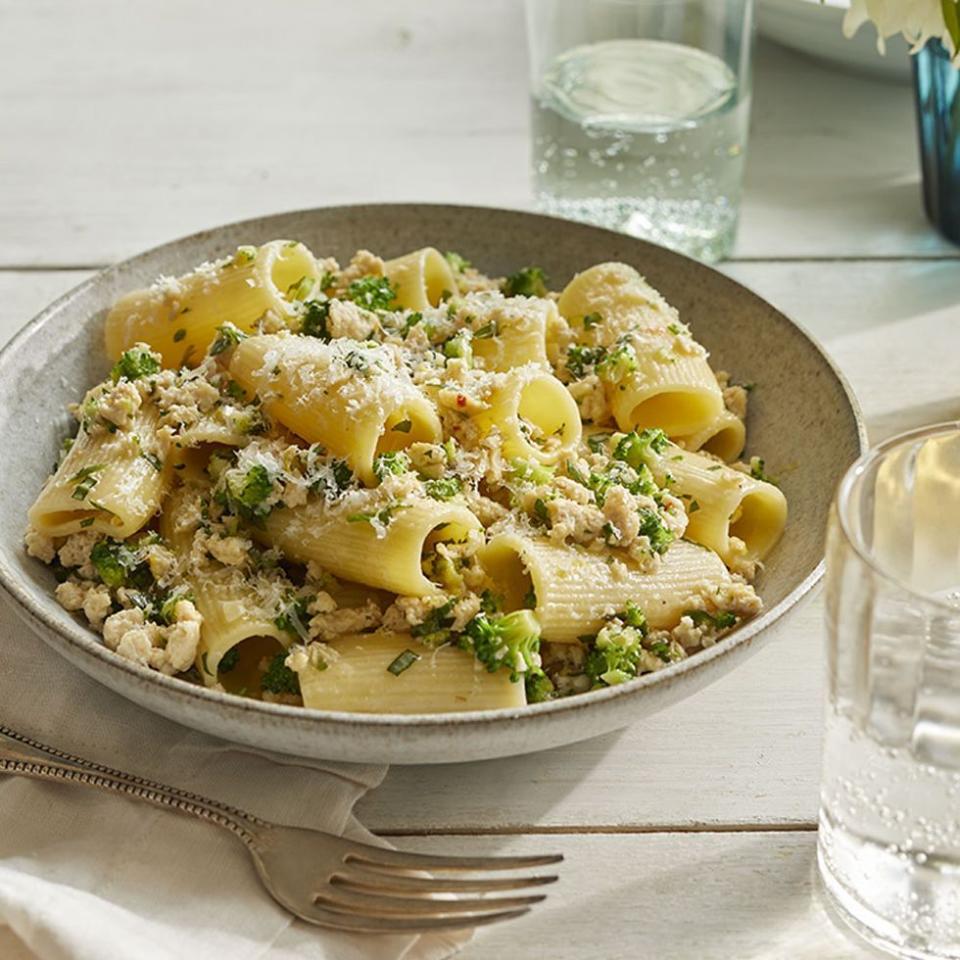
[0,205,865,764]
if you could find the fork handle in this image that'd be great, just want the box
[0,725,263,847]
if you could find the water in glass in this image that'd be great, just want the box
[531,38,749,261]
[820,427,960,960]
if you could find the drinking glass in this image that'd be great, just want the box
[820,422,960,960]
[524,0,754,262]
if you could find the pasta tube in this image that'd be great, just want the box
[262,497,482,596]
[229,333,442,486]
[159,484,288,685]
[105,240,321,367]
[656,447,787,565]
[480,534,734,642]
[384,247,458,310]
[472,369,581,465]
[298,632,526,713]
[28,404,170,539]
[675,409,746,462]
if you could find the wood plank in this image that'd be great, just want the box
[0,2,953,266]
[401,832,879,960]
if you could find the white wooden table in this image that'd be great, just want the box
[2,3,959,957]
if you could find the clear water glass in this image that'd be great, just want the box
[524,0,754,262]
[820,423,960,960]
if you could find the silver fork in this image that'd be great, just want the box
[0,724,561,933]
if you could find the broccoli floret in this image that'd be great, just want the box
[215,464,276,522]
[424,476,462,500]
[525,672,555,704]
[596,342,638,383]
[260,652,300,696]
[156,588,194,625]
[345,276,396,310]
[509,459,555,486]
[584,620,646,687]
[300,299,332,340]
[209,323,248,356]
[442,332,473,365]
[501,266,548,298]
[90,538,153,590]
[565,344,607,379]
[444,251,471,274]
[110,346,161,383]
[373,451,411,483]
[462,609,542,681]
[622,601,647,631]
[308,454,354,497]
[637,509,675,555]
[612,429,670,469]
[411,598,456,645]
[685,609,738,631]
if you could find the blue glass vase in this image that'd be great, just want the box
[913,39,960,245]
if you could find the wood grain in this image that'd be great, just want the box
[401,833,883,960]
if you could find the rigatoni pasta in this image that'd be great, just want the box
[26,245,786,713]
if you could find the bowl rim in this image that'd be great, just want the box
[0,201,868,730]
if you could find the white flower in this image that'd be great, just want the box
[844,0,960,63]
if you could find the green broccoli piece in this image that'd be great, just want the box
[612,429,670,468]
[501,266,548,298]
[345,276,396,311]
[373,451,411,483]
[462,609,542,682]
[444,251,471,274]
[209,323,248,356]
[684,609,738,631]
[509,459,555,486]
[215,464,275,521]
[525,672,555,704]
[411,598,456,645]
[442,332,473,365]
[110,346,161,383]
[300,299,332,341]
[584,620,646,687]
[596,342,638,383]
[565,344,607,379]
[637,509,675,555]
[260,652,300,695]
[90,538,152,590]
[621,601,647,631]
[157,588,194,625]
[424,476,462,500]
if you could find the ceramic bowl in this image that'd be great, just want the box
[0,205,865,764]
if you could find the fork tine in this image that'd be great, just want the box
[344,846,564,872]
[334,868,559,895]
[296,905,531,933]
[316,888,546,917]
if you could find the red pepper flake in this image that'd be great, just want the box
[456,394,467,408]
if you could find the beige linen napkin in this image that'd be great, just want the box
[0,595,471,960]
